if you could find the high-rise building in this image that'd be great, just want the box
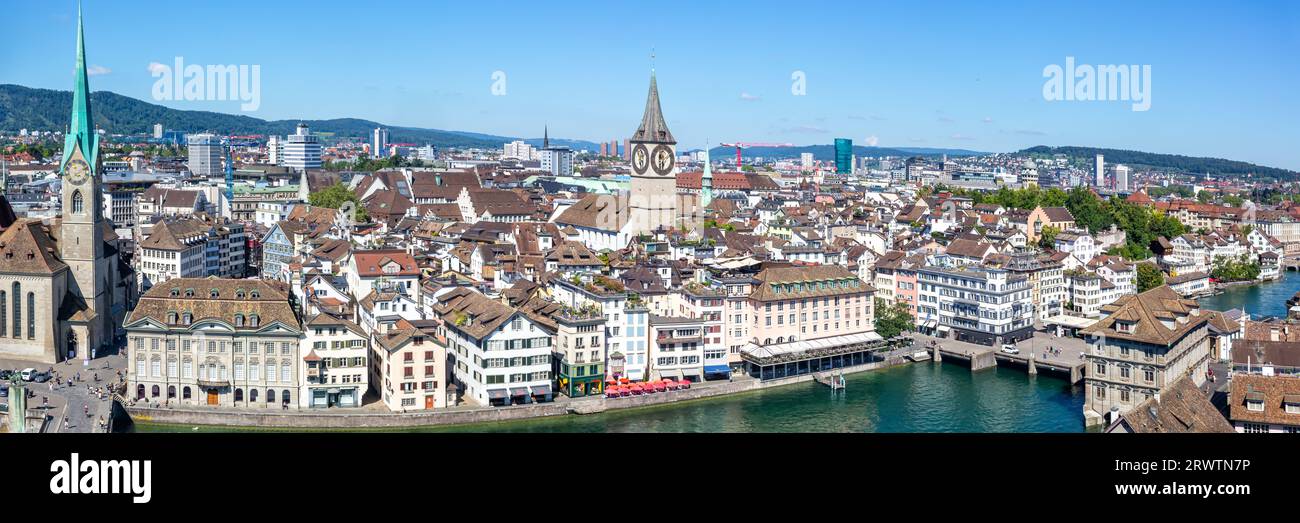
[1095,154,1106,187]
[267,135,281,165]
[600,142,609,157]
[503,140,536,160]
[281,123,322,170]
[801,152,814,171]
[834,138,853,174]
[371,127,389,159]
[623,138,631,160]
[152,123,163,139]
[610,140,619,157]
[1114,164,1130,192]
[186,133,223,180]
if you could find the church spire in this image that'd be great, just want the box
[701,141,713,207]
[62,1,98,172]
[543,125,549,149]
[632,71,674,144]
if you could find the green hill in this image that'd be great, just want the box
[1020,145,1296,179]
[0,84,598,151]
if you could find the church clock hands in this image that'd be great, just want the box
[632,144,650,174]
[652,145,674,176]
[65,159,90,186]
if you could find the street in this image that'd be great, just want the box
[0,340,127,433]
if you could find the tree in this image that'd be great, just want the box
[873,299,915,339]
[1038,225,1061,250]
[308,182,368,222]
[1223,194,1245,208]
[1136,263,1165,292]
[1197,190,1212,204]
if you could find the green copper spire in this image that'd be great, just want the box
[61,1,98,173]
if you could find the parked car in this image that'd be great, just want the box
[999,344,1020,355]
[19,368,40,382]
[30,371,51,383]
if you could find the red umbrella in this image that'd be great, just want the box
[619,377,630,384]
[653,381,667,391]
[680,379,691,388]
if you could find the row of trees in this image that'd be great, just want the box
[1211,254,1262,282]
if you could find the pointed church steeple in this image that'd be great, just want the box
[62,2,98,173]
[632,72,674,144]
[543,125,549,149]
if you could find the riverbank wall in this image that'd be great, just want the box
[126,357,909,430]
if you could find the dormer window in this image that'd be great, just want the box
[185,289,195,298]
[210,289,220,299]
[1116,321,1136,334]
[1285,396,1300,415]
[236,290,246,299]
[1246,391,1265,412]
[235,314,245,327]
[170,288,180,297]
[167,312,178,324]
[182,312,192,324]
[250,314,260,327]
[250,291,261,299]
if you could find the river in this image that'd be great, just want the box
[1197,271,1300,319]
[135,274,1297,433]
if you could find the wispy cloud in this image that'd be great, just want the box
[87,65,111,76]
[863,135,879,147]
[982,117,993,124]
[739,92,761,101]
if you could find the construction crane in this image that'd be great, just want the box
[719,142,794,170]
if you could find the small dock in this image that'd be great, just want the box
[813,372,846,390]
[922,335,1086,384]
[906,351,932,362]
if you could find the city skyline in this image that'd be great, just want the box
[0,0,1297,170]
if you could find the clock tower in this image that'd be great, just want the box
[59,4,109,338]
[628,72,678,235]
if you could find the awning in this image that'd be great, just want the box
[704,365,731,375]
[530,385,551,396]
[937,325,950,332]
[487,389,509,400]
[921,321,938,329]
[509,387,529,396]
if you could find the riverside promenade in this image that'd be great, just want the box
[126,355,911,430]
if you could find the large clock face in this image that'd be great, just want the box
[652,145,675,176]
[65,159,90,186]
[632,144,649,174]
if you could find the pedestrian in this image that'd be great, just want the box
[63,417,70,430]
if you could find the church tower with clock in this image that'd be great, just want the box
[59,4,111,351]
[628,72,678,235]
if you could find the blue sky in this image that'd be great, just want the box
[1,0,1297,170]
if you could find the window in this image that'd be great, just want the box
[1247,400,1264,412]
[72,190,84,214]
[10,283,19,338]
[1242,423,1269,433]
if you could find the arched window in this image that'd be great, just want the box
[234,314,244,327]
[0,289,6,337]
[11,283,19,339]
[167,312,178,324]
[266,389,276,403]
[250,314,260,327]
[72,190,84,214]
[236,290,246,299]
[250,290,261,299]
[183,387,192,400]
[167,386,176,399]
[136,384,146,399]
[181,312,192,324]
[27,292,35,339]
[210,289,219,298]
[234,388,244,402]
[250,389,259,402]
[151,385,160,398]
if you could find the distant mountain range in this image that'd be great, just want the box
[1018,145,1298,180]
[704,144,985,162]
[0,84,599,151]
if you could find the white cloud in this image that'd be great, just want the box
[739,92,761,101]
[863,135,879,147]
[87,65,111,76]
[982,117,993,124]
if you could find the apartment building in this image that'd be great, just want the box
[917,266,1033,346]
[301,314,369,408]
[649,315,705,382]
[371,319,446,411]
[436,288,553,407]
